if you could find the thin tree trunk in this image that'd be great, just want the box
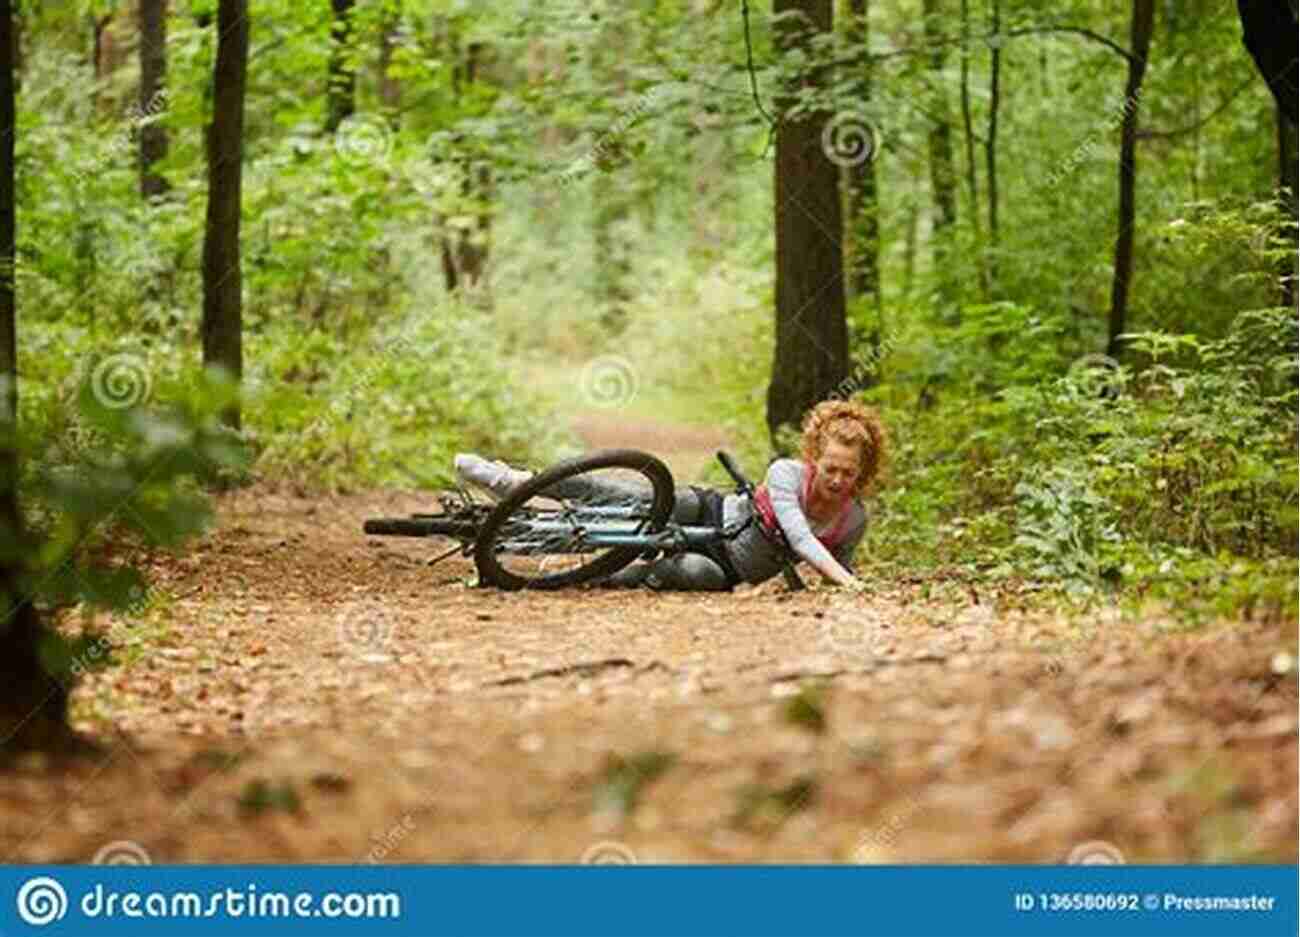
[984,0,1001,288]
[138,0,169,198]
[91,13,114,115]
[845,0,881,310]
[1278,102,1298,308]
[325,0,356,134]
[201,0,247,429]
[767,0,848,446]
[591,8,632,331]
[959,0,988,299]
[440,38,492,300]
[903,197,918,296]
[1105,0,1154,359]
[11,4,20,90]
[691,78,726,259]
[922,0,957,232]
[0,0,70,753]
[378,13,401,118]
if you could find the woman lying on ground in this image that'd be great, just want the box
[454,399,887,593]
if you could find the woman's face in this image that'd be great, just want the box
[812,438,861,502]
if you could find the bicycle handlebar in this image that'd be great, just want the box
[716,451,753,494]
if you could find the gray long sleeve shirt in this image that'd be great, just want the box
[722,458,867,584]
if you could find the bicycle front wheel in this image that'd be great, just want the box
[473,449,675,591]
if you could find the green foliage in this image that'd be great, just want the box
[593,750,676,817]
[237,778,303,816]
[8,363,248,613]
[783,683,828,734]
[12,0,1295,634]
[1013,469,1121,592]
[731,775,818,831]
[852,305,1297,617]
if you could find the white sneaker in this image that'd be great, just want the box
[454,453,533,499]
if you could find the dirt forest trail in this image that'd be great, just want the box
[6,411,1296,865]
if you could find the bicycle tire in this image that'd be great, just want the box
[363,516,480,539]
[473,449,675,591]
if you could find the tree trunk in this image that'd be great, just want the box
[325,0,356,134]
[138,0,169,198]
[1236,0,1297,127]
[845,0,882,381]
[922,0,957,233]
[903,197,918,296]
[91,13,114,115]
[1278,102,1298,309]
[439,38,492,301]
[691,72,729,261]
[10,3,20,90]
[767,0,848,447]
[845,0,881,308]
[959,0,988,299]
[1,0,17,487]
[201,0,247,429]
[0,0,70,753]
[590,7,632,331]
[984,0,1001,288]
[378,12,401,117]
[1105,0,1154,359]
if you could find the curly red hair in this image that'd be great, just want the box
[798,399,887,498]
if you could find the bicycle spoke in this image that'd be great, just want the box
[478,454,673,588]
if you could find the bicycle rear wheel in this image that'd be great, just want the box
[473,449,674,591]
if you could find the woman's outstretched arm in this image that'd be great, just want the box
[765,460,860,587]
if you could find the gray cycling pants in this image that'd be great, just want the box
[596,487,732,592]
